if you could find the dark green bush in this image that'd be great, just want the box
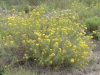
[85,16,100,32]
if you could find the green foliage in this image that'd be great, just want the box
[95,27,100,40]
[0,68,4,75]
[2,67,37,75]
[0,7,93,69]
[70,1,90,21]
[0,0,22,9]
[40,0,68,9]
[85,16,100,32]
[82,0,100,5]
[91,4,100,16]
[0,0,31,11]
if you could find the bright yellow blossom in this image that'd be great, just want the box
[92,31,96,34]
[8,23,12,26]
[70,58,74,63]
[81,56,86,59]
[84,51,88,56]
[45,35,49,38]
[54,42,58,47]
[72,45,76,50]
[72,16,75,19]
[10,41,14,45]
[46,39,50,43]
[49,53,55,57]
[42,52,44,55]
[36,44,39,46]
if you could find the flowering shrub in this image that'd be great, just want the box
[0,8,93,68]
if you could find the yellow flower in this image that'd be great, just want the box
[33,9,36,12]
[10,41,14,45]
[72,16,75,19]
[21,34,26,37]
[79,33,83,36]
[36,12,40,16]
[50,60,53,65]
[8,23,12,26]
[41,7,44,10]
[38,38,41,41]
[54,42,58,47]
[47,39,50,43]
[50,49,52,51]
[76,23,79,27]
[81,56,86,59]
[59,48,62,52]
[36,44,39,46]
[49,53,55,57]
[22,23,27,26]
[45,35,49,38]
[35,32,41,36]
[72,45,76,50]
[8,35,12,38]
[26,40,30,43]
[92,31,96,34]
[42,52,44,55]
[70,58,74,63]
[90,36,93,39]
[8,17,11,20]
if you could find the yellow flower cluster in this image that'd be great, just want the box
[10,41,14,45]
[70,58,74,63]
[0,7,93,68]
[49,53,55,57]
